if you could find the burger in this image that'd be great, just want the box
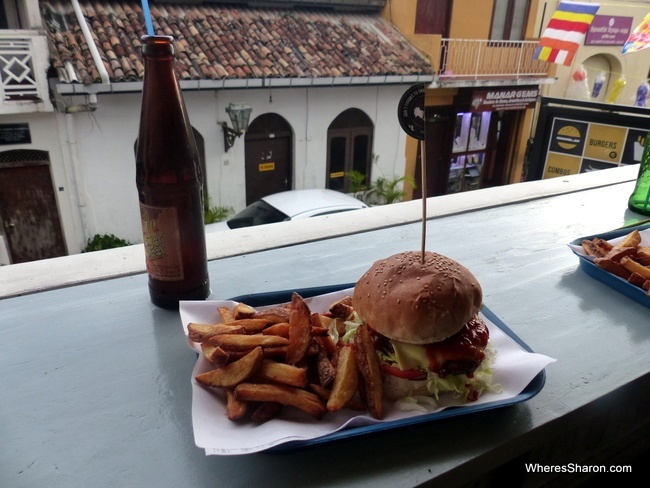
[347,251,496,405]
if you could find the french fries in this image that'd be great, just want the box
[636,247,650,266]
[613,229,641,249]
[255,360,307,388]
[235,383,327,419]
[188,322,243,342]
[326,345,358,412]
[233,302,257,319]
[225,389,248,420]
[315,343,336,387]
[206,333,289,351]
[200,343,230,368]
[188,292,386,423]
[217,306,236,323]
[621,255,650,280]
[582,229,650,296]
[250,401,283,423]
[262,322,289,337]
[354,324,384,420]
[286,293,312,365]
[195,347,264,388]
[581,237,613,258]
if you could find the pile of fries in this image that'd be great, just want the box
[581,229,650,295]
[188,293,384,423]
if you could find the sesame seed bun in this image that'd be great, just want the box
[352,251,483,344]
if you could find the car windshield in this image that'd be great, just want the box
[227,200,289,229]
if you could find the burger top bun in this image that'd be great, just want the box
[352,251,482,344]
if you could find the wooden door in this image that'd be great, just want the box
[415,0,452,36]
[326,109,374,193]
[485,110,518,186]
[244,114,292,205]
[326,128,372,192]
[0,157,67,263]
[417,112,454,198]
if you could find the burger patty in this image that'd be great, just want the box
[428,316,489,377]
[372,315,489,378]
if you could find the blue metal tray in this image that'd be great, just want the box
[570,222,650,309]
[230,284,547,453]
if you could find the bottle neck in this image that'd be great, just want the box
[141,35,175,59]
[136,34,199,185]
[141,35,176,78]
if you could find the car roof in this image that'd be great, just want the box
[261,189,367,219]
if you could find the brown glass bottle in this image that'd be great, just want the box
[135,35,210,309]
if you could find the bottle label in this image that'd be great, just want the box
[139,203,184,281]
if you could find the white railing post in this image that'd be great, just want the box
[474,40,482,80]
[440,38,448,75]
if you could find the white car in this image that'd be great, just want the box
[205,189,368,232]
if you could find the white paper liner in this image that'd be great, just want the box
[568,228,650,259]
[180,288,555,455]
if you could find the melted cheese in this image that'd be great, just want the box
[391,340,428,370]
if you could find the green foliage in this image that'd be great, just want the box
[204,195,234,224]
[83,233,131,252]
[205,205,234,224]
[347,170,368,195]
[347,170,416,206]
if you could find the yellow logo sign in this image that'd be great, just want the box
[259,162,275,172]
[556,125,582,150]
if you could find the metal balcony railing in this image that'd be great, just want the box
[0,31,53,113]
[436,38,551,81]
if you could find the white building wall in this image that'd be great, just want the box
[24,82,411,252]
[57,92,142,246]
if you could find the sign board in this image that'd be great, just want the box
[397,84,425,140]
[470,88,538,112]
[258,162,275,172]
[542,117,646,178]
[0,123,31,145]
[585,15,633,46]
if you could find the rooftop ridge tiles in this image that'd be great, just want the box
[41,0,433,86]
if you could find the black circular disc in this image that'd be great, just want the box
[397,84,425,140]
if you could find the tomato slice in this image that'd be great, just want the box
[381,364,427,380]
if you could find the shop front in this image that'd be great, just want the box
[417,85,538,198]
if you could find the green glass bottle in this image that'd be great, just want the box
[628,132,650,216]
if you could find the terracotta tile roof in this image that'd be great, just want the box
[40,1,433,85]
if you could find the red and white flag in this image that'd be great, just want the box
[534,1,600,66]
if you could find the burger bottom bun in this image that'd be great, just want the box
[382,373,430,401]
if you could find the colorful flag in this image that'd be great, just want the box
[622,13,650,55]
[534,2,600,66]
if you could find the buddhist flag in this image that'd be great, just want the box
[622,13,650,55]
[534,1,600,66]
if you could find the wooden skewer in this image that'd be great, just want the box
[420,139,426,263]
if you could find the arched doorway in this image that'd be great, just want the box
[580,54,619,102]
[326,108,374,193]
[244,113,293,205]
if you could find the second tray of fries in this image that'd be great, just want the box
[569,222,650,309]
